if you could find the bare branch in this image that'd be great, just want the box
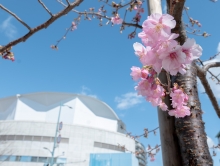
[38,0,53,16]
[66,0,71,5]
[203,62,220,71]
[0,0,84,53]
[58,0,142,29]
[196,65,220,118]
[0,4,31,30]
[198,59,220,84]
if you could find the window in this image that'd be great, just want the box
[31,157,38,162]
[38,157,48,163]
[15,135,24,141]
[102,143,109,149]
[0,155,9,161]
[56,158,67,164]
[7,135,15,140]
[42,136,51,142]
[61,138,69,144]
[15,156,21,161]
[9,156,16,161]
[24,136,32,141]
[94,142,102,148]
[20,156,31,162]
[0,135,7,141]
[33,136,42,141]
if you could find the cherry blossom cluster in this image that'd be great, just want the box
[131,66,167,111]
[111,0,144,25]
[169,84,190,118]
[131,13,202,118]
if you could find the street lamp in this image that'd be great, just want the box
[43,103,72,166]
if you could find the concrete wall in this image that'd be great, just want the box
[0,121,136,166]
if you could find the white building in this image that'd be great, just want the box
[0,92,146,166]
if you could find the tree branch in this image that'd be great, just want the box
[203,62,220,71]
[0,4,31,30]
[66,0,71,5]
[57,0,142,29]
[0,0,84,53]
[38,0,53,16]
[198,59,220,84]
[196,65,220,118]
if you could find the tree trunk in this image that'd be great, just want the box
[147,0,213,165]
[147,1,183,165]
[168,0,213,165]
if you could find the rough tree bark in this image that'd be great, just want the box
[169,0,213,165]
[148,0,213,165]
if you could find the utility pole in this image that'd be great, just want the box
[50,103,62,166]
[43,103,72,166]
[146,1,182,165]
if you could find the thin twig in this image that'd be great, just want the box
[38,0,53,16]
[0,0,84,53]
[66,0,71,5]
[0,4,31,30]
[54,25,72,47]
[57,0,142,29]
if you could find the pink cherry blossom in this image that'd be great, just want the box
[157,33,179,54]
[150,155,155,162]
[133,42,147,58]
[111,14,123,24]
[160,45,186,75]
[170,89,187,108]
[142,13,176,41]
[134,6,144,13]
[130,66,141,81]
[71,22,77,31]
[141,69,149,79]
[142,48,162,73]
[138,31,156,47]
[135,79,151,96]
[168,106,191,118]
[182,38,202,64]
[159,102,168,111]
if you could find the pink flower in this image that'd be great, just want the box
[159,102,168,111]
[142,13,176,41]
[134,6,144,13]
[141,69,149,79]
[71,22,77,31]
[138,31,155,47]
[135,79,151,96]
[130,66,141,81]
[157,33,179,54]
[170,89,187,108]
[133,42,148,58]
[142,48,162,73]
[160,45,186,75]
[168,106,191,118]
[150,155,155,162]
[111,14,123,24]
[182,38,202,64]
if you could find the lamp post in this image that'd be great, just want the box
[44,103,72,166]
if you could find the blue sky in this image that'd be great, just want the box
[0,0,220,165]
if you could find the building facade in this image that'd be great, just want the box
[0,92,146,166]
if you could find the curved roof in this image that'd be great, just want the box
[0,92,119,121]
